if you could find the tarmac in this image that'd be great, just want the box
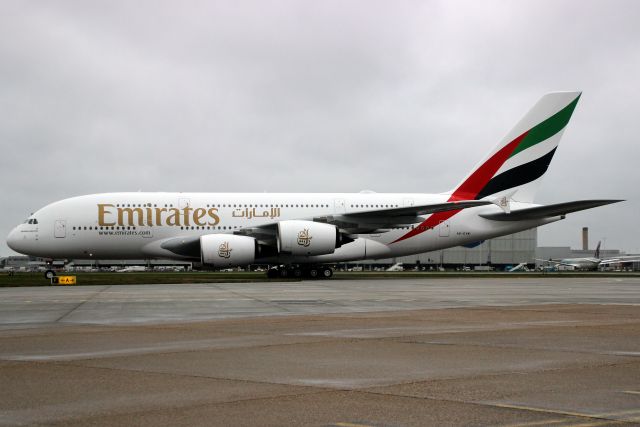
[1,277,640,426]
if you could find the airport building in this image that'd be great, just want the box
[353,227,639,271]
[352,229,537,270]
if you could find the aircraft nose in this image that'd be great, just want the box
[6,227,22,253]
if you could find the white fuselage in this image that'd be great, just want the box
[7,192,559,264]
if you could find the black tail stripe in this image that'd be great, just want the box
[476,148,557,200]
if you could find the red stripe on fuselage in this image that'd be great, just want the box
[392,131,528,243]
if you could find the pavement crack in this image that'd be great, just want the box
[208,283,295,313]
[54,360,341,393]
[53,285,112,323]
[396,339,640,359]
[352,389,638,425]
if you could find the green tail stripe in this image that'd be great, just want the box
[510,94,581,158]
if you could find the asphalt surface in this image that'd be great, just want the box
[1,277,640,426]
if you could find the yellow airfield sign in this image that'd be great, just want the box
[51,276,77,285]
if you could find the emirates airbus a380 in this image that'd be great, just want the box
[7,92,622,279]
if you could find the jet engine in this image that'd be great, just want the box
[200,234,257,267]
[277,220,341,256]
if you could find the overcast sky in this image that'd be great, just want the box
[1,0,639,256]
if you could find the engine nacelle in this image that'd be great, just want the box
[277,220,339,256]
[201,234,257,267]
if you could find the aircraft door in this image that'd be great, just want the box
[54,220,66,238]
[334,198,346,214]
[438,220,450,237]
[403,198,414,207]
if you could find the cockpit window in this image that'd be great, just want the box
[25,218,38,225]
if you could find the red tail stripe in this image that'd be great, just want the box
[450,130,528,201]
[392,130,528,244]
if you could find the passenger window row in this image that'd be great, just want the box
[206,203,330,208]
[180,226,239,230]
[350,204,399,208]
[107,203,333,209]
[72,226,137,231]
[101,203,404,210]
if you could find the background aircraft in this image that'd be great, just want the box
[539,241,602,271]
[539,241,640,271]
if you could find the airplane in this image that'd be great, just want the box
[539,242,640,271]
[538,241,602,271]
[6,91,623,279]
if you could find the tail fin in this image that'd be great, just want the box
[449,92,581,203]
[594,241,601,258]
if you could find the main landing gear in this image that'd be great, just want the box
[266,265,333,280]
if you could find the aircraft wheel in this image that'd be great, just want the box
[266,268,279,279]
[292,268,303,278]
[308,268,319,279]
[44,270,56,280]
[279,268,289,278]
[321,267,333,279]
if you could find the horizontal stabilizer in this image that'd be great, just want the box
[479,199,623,221]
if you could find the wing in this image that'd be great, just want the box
[340,200,494,218]
[235,200,495,238]
[157,199,506,257]
[599,256,640,266]
[312,200,494,234]
[479,200,623,221]
[161,199,495,255]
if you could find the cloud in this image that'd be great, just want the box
[2,0,639,254]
